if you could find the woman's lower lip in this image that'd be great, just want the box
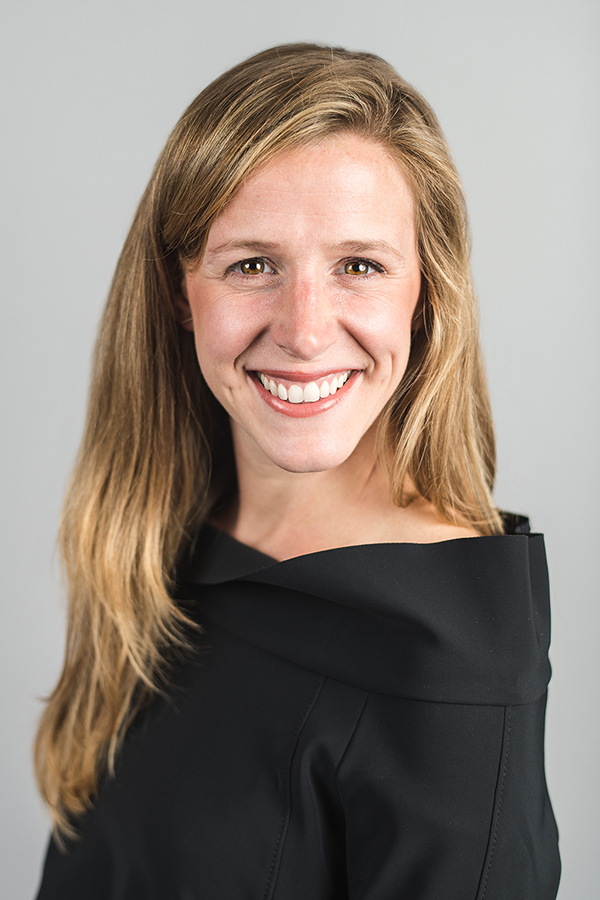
[250,371,358,418]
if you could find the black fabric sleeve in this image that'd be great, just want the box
[336,692,560,900]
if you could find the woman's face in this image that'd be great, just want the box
[180,133,421,474]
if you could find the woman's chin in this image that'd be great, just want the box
[273,457,345,475]
[252,438,358,476]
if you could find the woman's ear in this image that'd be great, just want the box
[175,278,195,331]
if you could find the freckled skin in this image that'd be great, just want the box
[179,133,421,476]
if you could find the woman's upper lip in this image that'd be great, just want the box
[249,368,357,383]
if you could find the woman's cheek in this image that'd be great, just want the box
[193,298,262,375]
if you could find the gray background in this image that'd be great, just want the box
[1,1,598,897]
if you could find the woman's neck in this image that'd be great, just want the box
[211,422,479,560]
[214,425,395,560]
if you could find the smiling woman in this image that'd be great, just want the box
[34,44,560,898]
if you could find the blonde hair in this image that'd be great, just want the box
[35,43,503,837]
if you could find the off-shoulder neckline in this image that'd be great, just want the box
[175,513,550,706]
[183,513,533,585]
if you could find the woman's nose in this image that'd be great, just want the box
[271,279,338,361]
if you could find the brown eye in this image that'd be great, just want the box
[344,261,371,275]
[240,258,264,275]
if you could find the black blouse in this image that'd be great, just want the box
[35,516,560,899]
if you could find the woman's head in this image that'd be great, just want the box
[108,43,495,524]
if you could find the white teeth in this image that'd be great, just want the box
[288,384,304,403]
[258,371,351,403]
[303,382,320,403]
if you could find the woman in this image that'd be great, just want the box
[34,43,560,898]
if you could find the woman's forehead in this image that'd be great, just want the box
[204,134,416,252]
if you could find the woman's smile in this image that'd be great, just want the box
[179,132,422,472]
[250,368,354,417]
[256,369,352,403]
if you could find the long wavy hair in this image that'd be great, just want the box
[35,43,503,838]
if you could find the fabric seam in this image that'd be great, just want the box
[335,691,370,775]
[478,705,513,899]
[262,675,325,900]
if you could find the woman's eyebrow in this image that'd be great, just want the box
[204,240,281,261]
[334,240,407,262]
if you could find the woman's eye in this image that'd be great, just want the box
[231,258,273,276]
[341,259,383,276]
